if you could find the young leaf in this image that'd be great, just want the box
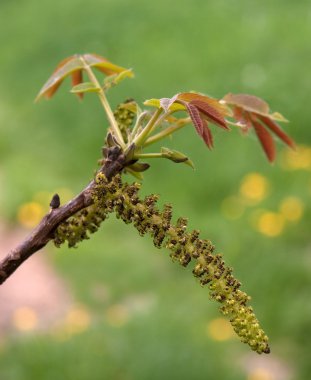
[124,167,144,180]
[35,55,84,101]
[160,95,179,112]
[144,98,185,111]
[71,69,84,99]
[222,93,270,116]
[178,92,232,116]
[232,106,251,133]
[190,100,230,130]
[185,102,205,136]
[84,54,133,76]
[256,114,295,149]
[36,54,132,102]
[103,69,134,90]
[70,82,99,94]
[223,93,295,162]
[127,162,150,172]
[251,117,276,162]
[201,120,214,149]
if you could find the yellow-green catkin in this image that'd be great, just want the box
[113,101,135,143]
[53,204,108,248]
[90,173,270,354]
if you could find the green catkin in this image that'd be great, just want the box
[95,174,270,354]
[53,172,270,354]
[113,102,135,143]
[53,204,108,248]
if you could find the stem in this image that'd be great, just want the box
[144,118,190,147]
[134,153,163,159]
[129,111,148,142]
[146,110,171,135]
[0,147,127,285]
[133,108,163,147]
[80,57,125,149]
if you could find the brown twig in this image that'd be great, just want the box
[0,146,126,285]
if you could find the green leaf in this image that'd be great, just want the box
[70,82,99,94]
[125,167,143,180]
[128,162,150,172]
[144,98,186,111]
[103,69,134,90]
[161,147,194,169]
[84,54,133,76]
[269,112,289,122]
[36,54,133,102]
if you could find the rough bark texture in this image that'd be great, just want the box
[0,146,126,285]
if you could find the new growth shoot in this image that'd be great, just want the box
[28,53,297,354]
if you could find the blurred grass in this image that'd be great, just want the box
[0,0,311,379]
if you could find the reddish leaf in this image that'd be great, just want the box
[190,100,230,130]
[71,69,83,99]
[84,53,131,76]
[39,55,74,99]
[36,54,132,102]
[178,92,231,116]
[223,93,270,115]
[233,106,252,133]
[42,79,63,99]
[257,114,296,149]
[202,119,214,149]
[36,55,85,101]
[84,53,115,75]
[251,117,276,162]
[185,102,204,136]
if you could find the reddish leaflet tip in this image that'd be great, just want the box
[71,70,84,100]
[202,119,214,149]
[190,100,230,130]
[257,114,296,150]
[186,102,205,136]
[251,117,276,163]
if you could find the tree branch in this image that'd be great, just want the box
[0,146,126,285]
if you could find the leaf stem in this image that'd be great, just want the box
[129,111,148,142]
[144,118,190,147]
[134,152,163,159]
[133,108,163,147]
[80,57,125,149]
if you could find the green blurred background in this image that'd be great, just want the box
[0,0,310,379]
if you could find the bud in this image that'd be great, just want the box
[161,147,194,168]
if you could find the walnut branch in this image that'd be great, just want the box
[0,146,126,285]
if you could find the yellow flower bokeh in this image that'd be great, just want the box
[247,367,275,380]
[256,212,285,237]
[240,173,269,204]
[279,197,304,222]
[13,307,38,332]
[64,305,92,335]
[206,317,235,341]
[281,145,311,171]
[17,202,45,228]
